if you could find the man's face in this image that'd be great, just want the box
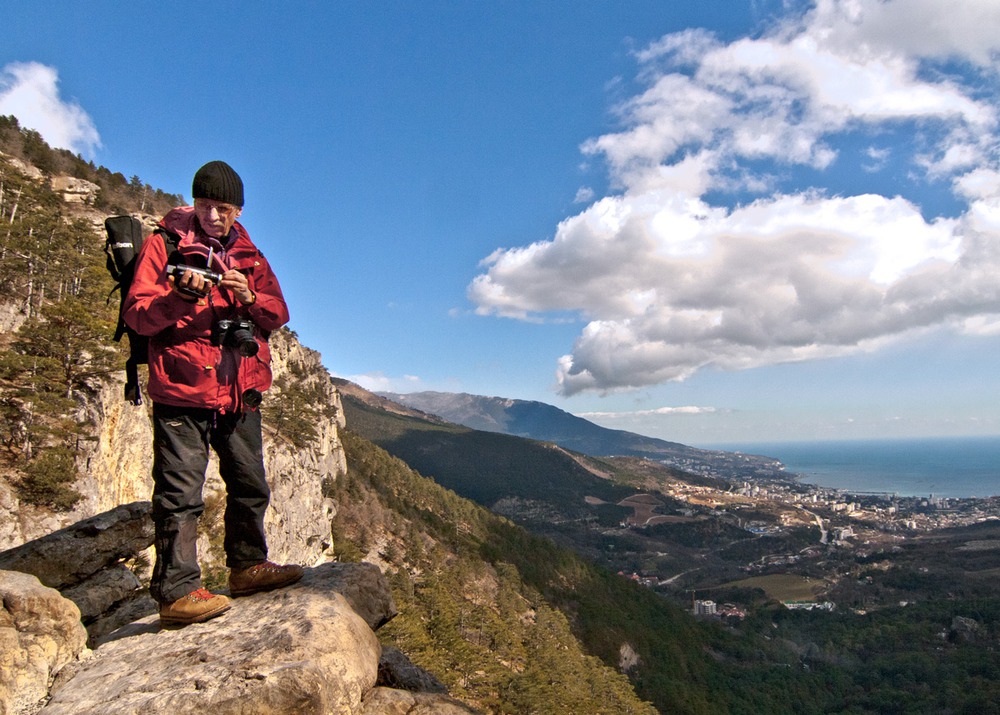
[194,198,242,238]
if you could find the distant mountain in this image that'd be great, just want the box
[378,390,786,480]
[336,380,643,515]
[376,391,685,451]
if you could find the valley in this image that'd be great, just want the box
[339,382,1000,712]
[343,380,1000,617]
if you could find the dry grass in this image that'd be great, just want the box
[723,573,824,602]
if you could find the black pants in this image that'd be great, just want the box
[149,403,270,604]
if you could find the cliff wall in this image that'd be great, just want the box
[0,319,347,573]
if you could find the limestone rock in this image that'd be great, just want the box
[40,562,396,715]
[361,687,484,714]
[322,562,399,631]
[0,300,28,341]
[0,502,153,590]
[0,377,155,552]
[0,482,22,552]
[951,615,981,642]
[0,153,43,180]
[83,382,154,516]
[259,330,346,565]
[0,571,88,715]
[49,176,99,204]
[0,327,348,565]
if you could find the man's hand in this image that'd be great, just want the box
[220,269,255,305]
[169,268,210,298]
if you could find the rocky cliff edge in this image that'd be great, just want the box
[0,503,480,715]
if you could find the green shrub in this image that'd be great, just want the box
[17,448,81,510]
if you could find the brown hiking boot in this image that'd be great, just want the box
[229,561,304,597]
[159,588,231,626]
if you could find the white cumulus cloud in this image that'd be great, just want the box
[468,0,1000,396]
[0,62,101,157]
[343,371,424,394]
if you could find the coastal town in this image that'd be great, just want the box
[653,448,1000,535]
[606,449,1000,617]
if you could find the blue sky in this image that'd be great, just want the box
[3,0,999,446]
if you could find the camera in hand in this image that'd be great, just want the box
[212,319,259,357]
[165,264,223,297]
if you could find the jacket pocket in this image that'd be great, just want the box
[152,341,221,402]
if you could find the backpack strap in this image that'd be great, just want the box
[123,357,142,405]
[123,228,183,405]
[157,227,181,255]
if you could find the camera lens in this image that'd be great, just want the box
[234,328,258,357]
[242,389,263,409]
[229,322,258,357]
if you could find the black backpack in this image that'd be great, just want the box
[104,216,179,405]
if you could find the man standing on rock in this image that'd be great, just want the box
[124,161,303,626]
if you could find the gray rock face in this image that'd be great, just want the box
[0,502,153,645]
[0,326,347,569]
[61,565,142,624]
[41,562,397,715]
[0,571,88,715]
[377,646,447,694]
[0,502,153,590]
[260,330,346,566]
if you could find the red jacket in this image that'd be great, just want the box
[123,206,289,412]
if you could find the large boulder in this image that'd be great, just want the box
[0,502,153,590]
[0,571,88,715]
[61,565,143,624]
[40,562,397,715]
[0,503,153,643]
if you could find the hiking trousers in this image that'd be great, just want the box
[149,403,270,604]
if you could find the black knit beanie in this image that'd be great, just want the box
[192,160,244,207]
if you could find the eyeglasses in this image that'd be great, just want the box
[194,198,239,218]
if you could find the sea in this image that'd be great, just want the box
[703,435,1000,500]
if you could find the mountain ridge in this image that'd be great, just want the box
[378,389,788,481]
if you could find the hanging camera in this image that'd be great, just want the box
[212,319,259,357]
